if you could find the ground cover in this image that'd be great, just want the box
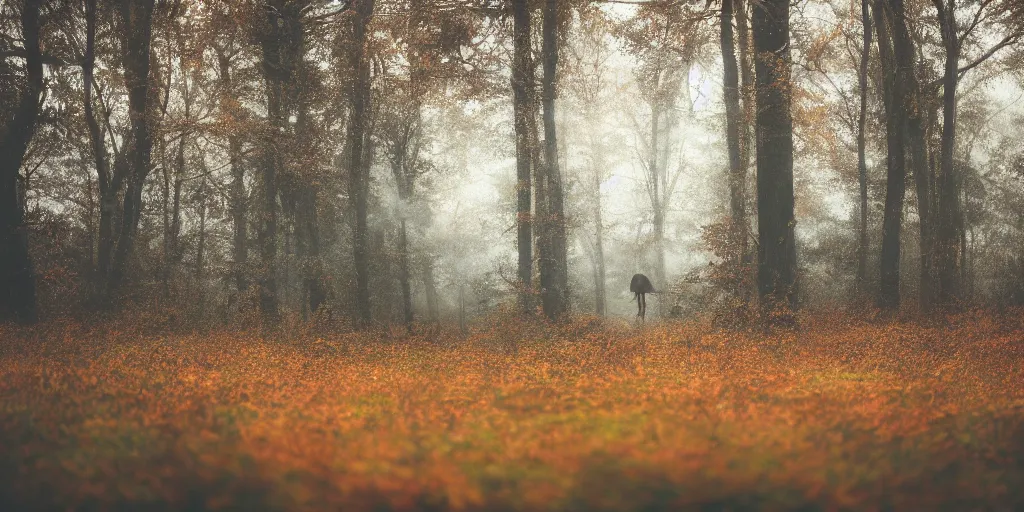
[1,312,1021,511]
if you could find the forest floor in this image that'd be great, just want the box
[1,312,1022,511]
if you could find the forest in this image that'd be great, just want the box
[1,0,1023,510]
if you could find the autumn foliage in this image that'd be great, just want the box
[1,313,1022,511]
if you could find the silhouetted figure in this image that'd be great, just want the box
[630,273,656,322]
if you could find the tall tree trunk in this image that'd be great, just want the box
[259,23,282,323]
[722,0,749,320]
[82,0,116,300]
[736,0,754,165]
[933,0,962,309]
[398,218,413,330]
[875,0,906,312]
[650,100,664,290]
[163,138,184,296]
[216,48,248,295]
[195,179,207,314]
[108,0,156,302]
[856,0,872,298]
[511,0,534,315]
[423,259,439,323]
[297,185,325,318]
[753,0,797,325]
[591,150,606,317]
[896,23,934,314]
[347,0,375,327]
[0,0,43,323]
[540,0,567,320]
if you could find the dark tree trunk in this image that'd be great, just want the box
[258,50,281,322]
[540,0,567,320]
[856,0,872,297]
[297,185,325,318]
[894,12,935,314]
[82,0,116,299]
[162,138,184,296]
[722,0,750,320]
[423,259,439,323]
[875,0,906,312]
[752,0,797,324]
[347,0,375,327]
[0,0,43,323]
[511,0,534,315]
[933,0,962,309]
[216,48,247,295]
[108,0,156,302]
[736,0,754,166]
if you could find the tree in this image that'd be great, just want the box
[752,0,796,324]
[0,0,44,323]
[720,0,751,321]
[346,0,375,327]
[511,0,535,315]
[855,0,871,298]
[106,0,157,305]
[538,0,568,320]
[874,0,911,312]
[616,1,709,303]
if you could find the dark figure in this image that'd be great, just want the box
[630,273,656,322]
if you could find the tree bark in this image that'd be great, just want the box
[933,0,963,309]
[0,0,43,323]
[753,0,797,325]
[591,149,606,317]
[258,6,284,323]
[511,0,534,315]
[856,0,872,298]
[540,0,568,320]
[423,259,439,323]
[347,0,375,327]
[722,0,750,319]
[82,0,116,299]
[108,0,156,302]
[215,47,247,295]
[875,0,906,312]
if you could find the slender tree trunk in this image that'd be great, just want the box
[753,0,797,324]
[856,0,872,297]
[540,0,567,320]
[458,282,467,334]
[195,180,207,314]
[398,218,413,330]
[0,0,43,323]
[736,0,754,162]
[347,0,375,327]
[108,0,156,302]
[722,0,749,320]
[650,100,665,290]
[216,49,247,295]
[511,0,534,315]
[423,258,439,322]
[592,152,606,317]
[933,0,962,309]
[82,0,116,300]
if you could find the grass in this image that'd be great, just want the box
[0,311,1022,511]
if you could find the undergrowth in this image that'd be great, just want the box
[0,311,1022,511]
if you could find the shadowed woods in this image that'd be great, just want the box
[1,312,1021,511]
